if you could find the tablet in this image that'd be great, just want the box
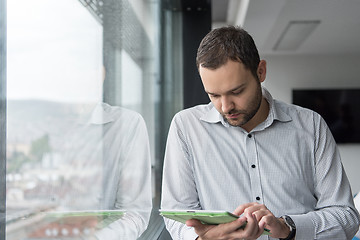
[160,210,239,225]
[45,209,126,228]
[46,209,126,218]
[21,209,126,238]
[160,209,270,235]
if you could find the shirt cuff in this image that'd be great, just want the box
[289,214,315,240]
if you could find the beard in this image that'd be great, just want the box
[223,84,262,127]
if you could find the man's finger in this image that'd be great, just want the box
[251,209,269,222]
[186,217,248,238]
[233,202,258,215]
[220,216,248,234]
[186,219,202,227]
[239,212,264,239]
[186,219,214,236]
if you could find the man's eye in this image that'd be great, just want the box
[209,94,219,98]
[233,90,243,95]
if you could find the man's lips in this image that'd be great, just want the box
[225,112,241,119]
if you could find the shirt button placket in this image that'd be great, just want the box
[246,132,263,203]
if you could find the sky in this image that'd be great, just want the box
[7,0,103,103]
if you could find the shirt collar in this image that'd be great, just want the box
[260,87,292,130]
[200,103,232,127]
[200,86,292,128]
[200,103,222,123]
[88,102,116,125]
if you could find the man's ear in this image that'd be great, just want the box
[257,60,267,83]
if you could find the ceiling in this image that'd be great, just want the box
[212,0,360,56]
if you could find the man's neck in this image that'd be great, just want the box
[242,97,270,132]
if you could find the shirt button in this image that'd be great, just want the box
[251,164,256,168]
[247,134,252,138]
[256,196,261,201]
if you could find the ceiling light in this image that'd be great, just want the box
[273,20,320,51]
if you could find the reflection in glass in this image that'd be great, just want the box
[7,102,153,239]
[6,0,159,239]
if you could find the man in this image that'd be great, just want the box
[46,102,152,240]
[161,26,360,240]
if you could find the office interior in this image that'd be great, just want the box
[1,0,360,239]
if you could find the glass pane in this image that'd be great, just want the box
[6,0,160,239]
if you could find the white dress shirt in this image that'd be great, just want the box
[161,88,360,240]
[54,103,152,240]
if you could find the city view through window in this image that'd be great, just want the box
[6,0,160,239]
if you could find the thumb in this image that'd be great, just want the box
[186,219,203,227]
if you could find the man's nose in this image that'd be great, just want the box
[221,96,234,113]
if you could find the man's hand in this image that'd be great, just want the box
[186,203,291,240]
[186,210,264,240]
[233,202,290,239]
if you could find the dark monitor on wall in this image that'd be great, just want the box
[292,89,360,143]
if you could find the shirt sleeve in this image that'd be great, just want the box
[161,114,201,240]
[291,114,360,239]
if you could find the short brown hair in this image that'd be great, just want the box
[196,26,260,79]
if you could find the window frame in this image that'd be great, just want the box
[0,0,7,238]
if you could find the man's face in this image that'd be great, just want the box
[199,60,265,128]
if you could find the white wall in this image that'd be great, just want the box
[262,54,360,194]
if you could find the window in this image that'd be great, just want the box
[4,0,161,239]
